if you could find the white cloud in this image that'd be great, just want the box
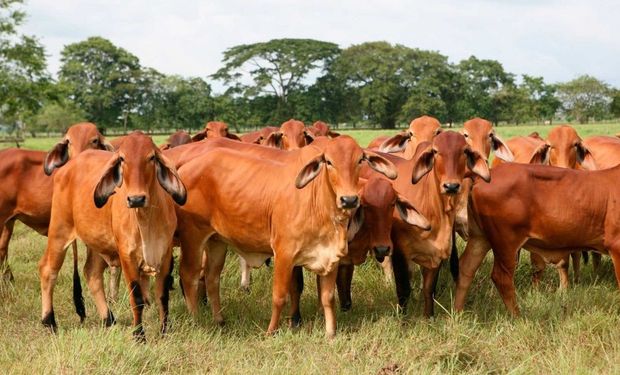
[21,0,620,91]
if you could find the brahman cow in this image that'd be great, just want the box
[307,121,340,138]
[372,115,443,159]
[191,121,241,142]
[159,130,192,150]
[174,136,397,338]
[38,132,186,341]
[263,119,315,150]
[239,126,279,144]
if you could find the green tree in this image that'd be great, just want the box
[610,89,620,119]
[520,75,561,124]
[33,102,86,134]
[59,36,142,130]
[212,38,340,123]
[556,75,611,123]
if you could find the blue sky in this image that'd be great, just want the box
[21,0,620,91]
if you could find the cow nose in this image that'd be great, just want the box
[127,195,146,208]
[442,183,460,194]
[340,195,359,209]
[373,246,391,262]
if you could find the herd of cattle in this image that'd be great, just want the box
[2,116,620,341]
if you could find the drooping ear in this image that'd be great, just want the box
[159,143,172,151]
[154,152,187,205]
[226,132,242,141]
[295,154,324,189]
[99,139,115,151]
[265,132,283,149]
[490,134,514,162]
[44,139,69,175]
[411,148,435,184]
[379,132,411,153]
[304,130,315,145]
[93,155,123,208]
[363,151,398,180]
[347,207,364,242]
[251,135,264,144]
[191,131,207,142]
[576,142,596,170]
[528,143,550,165]
[395,194,431,230]
[328,130,340,138]
[465,148,490,183]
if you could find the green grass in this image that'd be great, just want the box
[2,123,620,373]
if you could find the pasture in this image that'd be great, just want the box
[2,123,620,374]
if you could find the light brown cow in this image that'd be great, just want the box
[454,162,620,316]
[264,119,314,150]
[174,136,397,338]
[307,121,340,138]
[583,135,620,170]
[159,130,192,150]
[191,121,241,142]
[0,123,112,285]
[490,132,549,168]
[38,132,186,340]
[376,116,443,159]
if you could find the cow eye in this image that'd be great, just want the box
[489,133,494,138]
[92,139,99,144]
[149,155,156,162]
[463,133,469,138]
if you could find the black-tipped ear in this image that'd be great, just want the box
[465,148,490,182]
[44,140,70,176]
[379,132,411,153]
[328,131,340,138]
[411,148,435,184]
[295,154,324,189]
[93,156,123,208]
[155,152,187,205]
[191,131,207,142]
[265,132,283,149]
[491,134,514,162]
[304,130,315,145]
[395,194,431,230]
[226,132,242,141]
[576,142,596,170]
[528,143,550,165]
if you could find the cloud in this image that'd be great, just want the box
[21,0,620,91]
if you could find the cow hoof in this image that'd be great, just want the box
[104,310,116,327]
[133,328,147,343]
[240,285,251,294]
[290,314,302,328]
[340,301,352,312]
[41,310,57,333]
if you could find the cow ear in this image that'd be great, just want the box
[576,142,596,170]
[304,130,315,145]
[412,148,435,184]
[379,132,411,153]
[364,151,398,180]
[154,152,187,205]
[159,143,171,151]
[93,155,123,208]
[395,194,430,230]
[491,134,514,162]
[528,143,550,165]
[191,131,207,142]
[328,131,340,138]
[295,154,324,189]
[99,139,115,151]
[528,132,543,140]
[251,135,264,144]
[226,132,242,141]
[465,149,490,182]
[265,132,283,149]
[347,207,364,242]
[44,140,69,175]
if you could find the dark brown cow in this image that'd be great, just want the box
[377,116,443,159]
[38,132,186,340]
[0,123,112,283]
[159,130,192,150]
[191,121,241,142]
[454,162,620,316]
[264,119,314,150]
[174,136,397,338]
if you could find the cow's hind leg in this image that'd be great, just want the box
[392,248,411,313]
[571,252,581,284]
[239,256,251,292]
[0,220,15,282]
[289,266,304,328]
[108,265,122,303]
[530,252,546,287]
[119,256,147,342]
[267,252,293,335]
[455,234,490,312]
[336,263,354,312]
[320,267,338,339]
[38,233,73,332]
[489,237,522,316]
[421,265,441,318]
[84,248,115,326]
[155,246,173,335]
[205,239,227,326]
[554,255,570,290]
[179,231,206,316]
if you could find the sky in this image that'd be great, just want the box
[20,0,620,92]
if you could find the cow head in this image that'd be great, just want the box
[295,136,398,210]
[160,130,192,150]
[546,125,595,170]
[411,131,490,195]
[192,121,241,142]
[379,115,443,154]
[308,121,340,138]
[265,119,314,150]
[44,122,113,175]
[461,117,513,162]
[94,132,186,209]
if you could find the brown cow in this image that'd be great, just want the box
[159,130,192,150]
[307,121,340,138]
[376,115,443,159]
[461,118,513,162]
[191,121,241,142]
[454,162,620,316]
[174,136,397,338]
[364,131,490,317]
[0,123,112,283]
[583,135,620,170]
[490,132,549,168]
[38,132,186,340]
[264,119,314,150]
[239,126,279,144]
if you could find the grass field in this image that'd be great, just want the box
[2,123,620,374]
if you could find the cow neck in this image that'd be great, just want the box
[411,166,457,236]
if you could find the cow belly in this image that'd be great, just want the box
[233,248,272,268]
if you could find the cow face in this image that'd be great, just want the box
[94,132,186,209]
[411,131,490,195]
[192,121,241,142]
[44,122,113,175]
[546,125,595,170]
[266,119,314,150]
[462,117,513,162]
[379,115,442,154]
[295,136,398,210]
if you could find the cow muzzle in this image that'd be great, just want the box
[442,182,461,195]
[339,195,360,209]
[127,195,147,208]
[373,246,391,262]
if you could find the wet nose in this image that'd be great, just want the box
[340,195,359,209]
[127,195,146,208]
[373,246,391,262]
[442,183,460,194]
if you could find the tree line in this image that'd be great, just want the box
[1,1,619,135]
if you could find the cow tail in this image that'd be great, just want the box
[582,251,589,264]
[449,229,459,282]
[72,241,86,323]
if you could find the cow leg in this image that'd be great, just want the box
[454,235,490,312]
[380,256,394,285]
[267,253,294,335]
[119,256,147,342]
[421,266,440,318]
[592,253,602,273]
[571,252,581,284]
[205,239,227,326]
[336,263,354,312]
[197,250,208,305]
[319,267,338,339]
[391,248,411,313]
[530,252,546,287]
[0,220,15,282]
[239,256,251,292]
[38,235,72,332]
[289,266,304,328]
[83,248,116,326]
[554,256,570,290]
[155,247,173,335]
[490,244,520,316]
[608,248,620,289]
[108,265,122,303]
[179,235,204,316]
